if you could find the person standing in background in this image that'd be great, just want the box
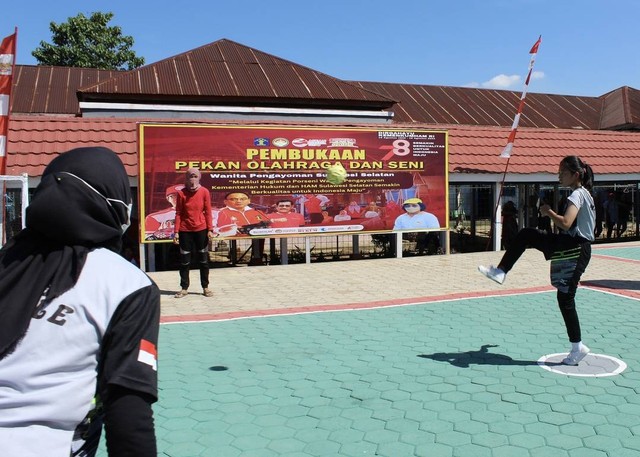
[603,192,618,239]
[174,168,214,298]
[501,201,519,250]
[616,196,630,238]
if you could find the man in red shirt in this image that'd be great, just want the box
[173,169,213,298]
[268,199,305,228]
[214,191,270,266]
[216,191,270,235]
[144,184,184,240]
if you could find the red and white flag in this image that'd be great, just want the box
[137,339,158,371]
[0,30,17,174]
[501,36,542,158]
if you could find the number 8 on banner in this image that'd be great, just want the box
[381,140,412,161]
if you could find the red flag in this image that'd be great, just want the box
[0,30,17,174]
[137,339,158,371]
[529,36,542,54]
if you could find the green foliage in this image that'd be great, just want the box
[32,12,144,70]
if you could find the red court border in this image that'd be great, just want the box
[161,285,554,324]
[161,283,640,324]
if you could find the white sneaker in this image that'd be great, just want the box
[478,265,506,285]
[562,345,590,365]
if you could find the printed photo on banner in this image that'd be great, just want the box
[139,124,448,242]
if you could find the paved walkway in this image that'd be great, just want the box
[106,242,640,456]
[153,242,640,322]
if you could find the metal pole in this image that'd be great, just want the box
[493,181,503,251]
[139,243,148,272]
[444,230,450,255]
[20,173,28,228]
[351,234,361,259]
[0,182,5,246]
[280,238,288,265]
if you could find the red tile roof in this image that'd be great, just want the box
[444,124,640,175]
[8,116,640,178]
[6,39,640,180]
[7,116,139,176]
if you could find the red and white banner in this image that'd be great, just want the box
[501,36,542,158]
[0,30,17,174]
[139,124,449,242]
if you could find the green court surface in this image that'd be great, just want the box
[101,289,640,456]
[594,246,640,262]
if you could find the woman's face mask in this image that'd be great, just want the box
[404,204,421,214]
[58,171,132,233]
[120,203,133,233]
[186,173,200,190]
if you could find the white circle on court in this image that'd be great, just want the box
[537,353,627,377]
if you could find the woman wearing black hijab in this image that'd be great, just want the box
[0,147,160,456]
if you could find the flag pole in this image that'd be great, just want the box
[0,28,17,246]
[500,35,541,159]
[487,36,542,250]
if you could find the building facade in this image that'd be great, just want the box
[6,39,640,268]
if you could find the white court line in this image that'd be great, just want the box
[582,286,640,302]
[163,287,639,325]
[538,353,627,377]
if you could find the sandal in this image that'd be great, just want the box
[174,289,188,298]
[203,288,213,297]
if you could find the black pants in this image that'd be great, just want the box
[178,230,210,290]
[498,228,591,343]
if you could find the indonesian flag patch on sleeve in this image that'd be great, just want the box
[138,339,158,371]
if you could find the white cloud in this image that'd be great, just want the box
[465,71,545,90]
[482,74,521,89]
[531,70,545,80]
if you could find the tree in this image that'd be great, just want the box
[32,12,144,70]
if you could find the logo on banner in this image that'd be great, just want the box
[272,137,289,147]
[329,138,357,147]
[291,138,329,147]
[254,137,269,146]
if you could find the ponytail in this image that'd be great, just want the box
[561,155,594,192]
[581,162,594,191]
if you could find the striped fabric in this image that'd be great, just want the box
[501,36,542,158]
[0,31,16,174]
[550,246,582,292]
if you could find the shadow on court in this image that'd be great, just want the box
[582,279,640,290]
[418,344,562,368]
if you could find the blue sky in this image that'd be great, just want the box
[2,0,638,96]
